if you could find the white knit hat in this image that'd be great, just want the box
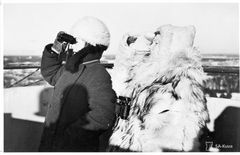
[70,16,110,47]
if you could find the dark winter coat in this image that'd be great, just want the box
[39,44,116,152]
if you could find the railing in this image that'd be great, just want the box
[3,63,114,70]
[203,66,239,74]
[203,66,239,99]
[4,64,239,73]
[4,64,240,99]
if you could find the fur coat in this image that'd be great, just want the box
[108,25,210,152]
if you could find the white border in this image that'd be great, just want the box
[1,0,240,3]
[0,0,4,153]
[1,1,239,154]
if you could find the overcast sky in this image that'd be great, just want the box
[3,3,239,55]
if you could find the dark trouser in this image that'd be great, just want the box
[39,126,102,152]
[107,145,134,152]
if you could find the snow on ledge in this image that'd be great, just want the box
[4,85,240,128]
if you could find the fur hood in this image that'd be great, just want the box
[112,33,152,97]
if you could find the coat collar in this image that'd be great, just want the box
[55,59,99,98]
[82,59,100,65]
[61,59,100,97]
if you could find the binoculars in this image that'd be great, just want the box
[117,96,131,120]
[57,32,77,44]
[53,32,77,62]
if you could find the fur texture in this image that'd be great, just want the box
[70,16,110,46]
[109,25,210,152]
[111,33,153,97]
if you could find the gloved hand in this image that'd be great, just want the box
[51,31,68,54]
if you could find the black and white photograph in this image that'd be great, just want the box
[1,1,240,152]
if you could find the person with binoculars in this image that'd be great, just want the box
[39,16,117,152]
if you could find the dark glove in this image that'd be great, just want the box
[51,31,68,54]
